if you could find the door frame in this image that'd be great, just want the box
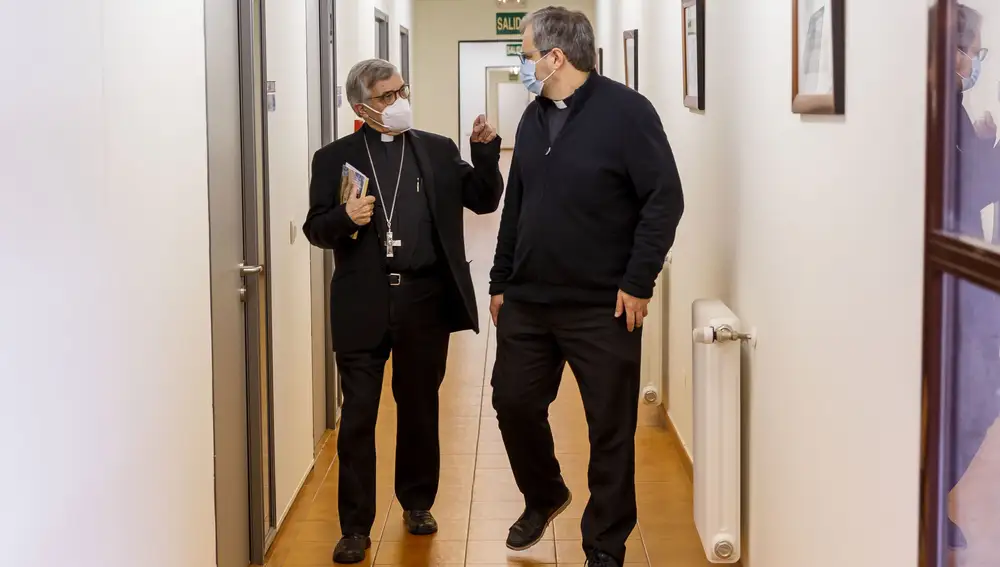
[318,0,341,431]
[375,8,390,60]
[920,2,1000,565]
[205,0,252,565]
[236,0,279,561]
[310,0,340,446]
[457,40,521,161]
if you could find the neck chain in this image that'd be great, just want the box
[362,132,406,257]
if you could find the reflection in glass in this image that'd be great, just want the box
[943,275,1000,564]
[950,1,1000,246]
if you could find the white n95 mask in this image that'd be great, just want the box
[365,98,413,133]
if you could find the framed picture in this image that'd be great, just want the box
[598,47,604,75]
[682,0,705,110]
[791,0,845,114]
[623,29,638,90]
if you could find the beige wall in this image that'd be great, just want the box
[412,0,596,141]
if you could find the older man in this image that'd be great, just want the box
[489,7,684,567]
[303,59,503,564]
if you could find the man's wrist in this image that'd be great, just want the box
[619,279,652,300]
[340,205,359,228]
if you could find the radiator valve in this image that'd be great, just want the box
[714,540,735,560]
[692,324,751,345]
[641,386,659,405]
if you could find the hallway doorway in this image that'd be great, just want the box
[458,40,522,162]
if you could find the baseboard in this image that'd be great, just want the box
[659,404,694,482]
[276,457,317,529]
[657,405,746,566]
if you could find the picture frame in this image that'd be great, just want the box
[791,0,845,115]
[682,0,705,110]
[623,29,638,91]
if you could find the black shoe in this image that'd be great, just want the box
[332,534,370,564]
[505,489,573,551]
[403,509,439,535]
[948,518,968,550]
[585,551,620,567]
[583,551,618,567]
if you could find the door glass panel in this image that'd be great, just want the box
[947,1,1000,247]
[942,274,1000,564]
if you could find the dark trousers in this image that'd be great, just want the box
[491,299,642,565]
[949,334,1000,492]
[334,276,450,536]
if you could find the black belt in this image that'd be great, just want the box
[387,267,441,287]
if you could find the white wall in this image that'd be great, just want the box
[265,0,318,524]
[337,0,414,138]
[596,1,926,566]
[497,82,530,147]
[413,0,596,142]
[0,1,217,565]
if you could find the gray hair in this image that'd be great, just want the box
[521,6,596,71]
[346,59,398,107]
[957,3,982,52]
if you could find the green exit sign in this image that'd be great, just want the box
[505,43,522,56]
[496,12,527,35]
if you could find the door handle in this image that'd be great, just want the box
[239,263,264,276]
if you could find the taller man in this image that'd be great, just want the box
[303,59,504,564]
[489,8,684,567]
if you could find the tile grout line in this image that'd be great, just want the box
[369,366,395,564]
[461,318,495,566]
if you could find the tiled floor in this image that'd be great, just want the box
[262,151,711,566]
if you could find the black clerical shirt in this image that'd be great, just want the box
[544,98,571,144]
[363,125,439,273]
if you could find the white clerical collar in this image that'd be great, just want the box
[553,100,568,110]
[380,133,395,143]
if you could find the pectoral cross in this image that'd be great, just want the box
[386,231,402,258]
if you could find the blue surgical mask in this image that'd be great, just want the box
[520,53,557,96]
[960,51,983,91]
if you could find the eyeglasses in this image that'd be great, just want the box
[516,48,552,65]
[370,84,410,106]
[961,48,989,62]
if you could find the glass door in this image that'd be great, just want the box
[237,0,277,562]
[921,2,1000,566]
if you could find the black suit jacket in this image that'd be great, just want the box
[303,127,504,354]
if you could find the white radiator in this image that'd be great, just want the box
[691,299,744,563]
[640,250,672,405]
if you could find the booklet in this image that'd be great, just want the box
[339,162,370,240]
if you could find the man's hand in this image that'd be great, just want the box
[615,289,650,332]
[345,189,376,226]
[975,111,997,141]
[490,294,504,326]
[470,114,497,144]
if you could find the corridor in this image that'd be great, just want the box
[260,153,710,567]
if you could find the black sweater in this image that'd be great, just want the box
[489,74,684,305]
